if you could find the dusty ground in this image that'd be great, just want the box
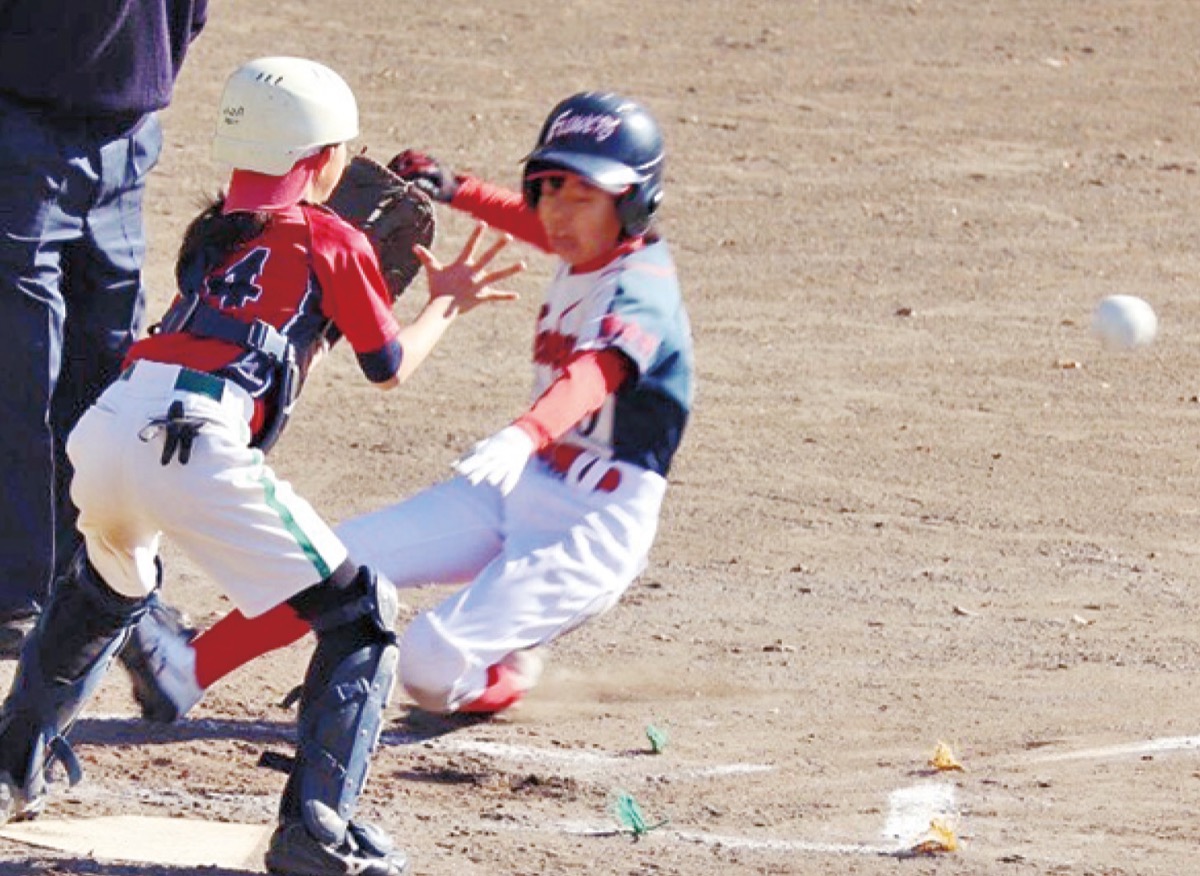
[5,0,1200,873]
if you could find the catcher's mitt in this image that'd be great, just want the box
[326,153,437,301]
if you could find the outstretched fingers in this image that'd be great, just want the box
[454,221,489,266]
[471,230,514,272]
[460,223,524,302]
[415,222,526,311]
[476,260,526,291]
[413,244,440,273]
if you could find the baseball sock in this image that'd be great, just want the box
[456,663,527,714]
[193,603,312,689]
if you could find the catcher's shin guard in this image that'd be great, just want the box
[267,564,407,875]
[0,551,149,822]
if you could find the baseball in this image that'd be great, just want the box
[1091,294,1158,350]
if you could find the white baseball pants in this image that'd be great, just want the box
[67,360,348,617]
[337,450,667,711]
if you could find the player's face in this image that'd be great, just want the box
[310,142,350,204]
[535,173,624,267]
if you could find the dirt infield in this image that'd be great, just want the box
[4,1,1200,873]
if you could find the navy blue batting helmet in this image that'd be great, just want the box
[523,92,665,238]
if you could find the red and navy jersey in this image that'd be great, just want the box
[452,177,694,476]
[128,204,400,438]
[532,242,693,475]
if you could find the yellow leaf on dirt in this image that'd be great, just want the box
[909,818,959,855]
[929,740,965,772]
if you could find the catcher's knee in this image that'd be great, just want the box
[40,550,152,679]
[398,613,473,713]
[287,560,398,654]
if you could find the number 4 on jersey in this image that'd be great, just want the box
[206,247,269,309]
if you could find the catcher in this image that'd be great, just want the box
[0,56,522,876]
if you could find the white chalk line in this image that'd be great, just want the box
[674,831,895,856]
[426,737,773,781]
[554,820,899,856]
[505,730,1200,859]
[1025,734,1200,763]
[487,816,911,857]
[883,781,957,843]
[78,713,932,857]
[477,780,958,857]
[401,732,953,855]
[79,714,1200,860]
[84,713,774,784]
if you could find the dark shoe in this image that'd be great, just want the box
[117,597,201,723]
[265,820,410,875]
[0,612,38,660]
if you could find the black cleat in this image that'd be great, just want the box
[265,820,410,876]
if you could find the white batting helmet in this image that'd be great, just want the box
[213,56,359,176]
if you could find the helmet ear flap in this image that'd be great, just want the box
[616,182,663,238]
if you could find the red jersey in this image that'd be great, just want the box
[129,204,401,438]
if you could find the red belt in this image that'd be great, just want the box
[540,443,622,493]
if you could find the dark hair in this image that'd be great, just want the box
[175,195,271,293]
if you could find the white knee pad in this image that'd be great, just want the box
[398,613,476,713]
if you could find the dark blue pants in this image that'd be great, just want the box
[0,97,161,616]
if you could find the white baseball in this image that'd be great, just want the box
[1091,295,1158,350]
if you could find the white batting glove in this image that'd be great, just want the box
[453,425,535,495]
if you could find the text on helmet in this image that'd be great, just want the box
[546,110,621,144]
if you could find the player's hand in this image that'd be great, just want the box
[388,149,460,203]
[453,425,535,495]
[414,222,524,315]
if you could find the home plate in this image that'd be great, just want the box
[0,814,272,869]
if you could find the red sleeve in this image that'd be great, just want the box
[309,212,402,380]
[512,348,631,450]
[451,176,551,252]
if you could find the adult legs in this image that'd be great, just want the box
[51,114,158,581]
[0,106,160,651]
[0,102,79,626]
